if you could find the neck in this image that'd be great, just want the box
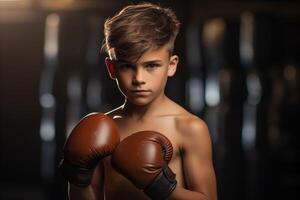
[121,93,167,120]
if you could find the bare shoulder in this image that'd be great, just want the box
[174,108,211,151]
[176,113,209,136]
[166,99,209,137]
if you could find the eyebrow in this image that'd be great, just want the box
[140,60,162,65]
[116,60,162,66]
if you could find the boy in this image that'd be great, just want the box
[61,2,217,200]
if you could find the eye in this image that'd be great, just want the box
[146,63,160,69]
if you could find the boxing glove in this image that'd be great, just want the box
[111,131,177,200]
[59,113,120,187]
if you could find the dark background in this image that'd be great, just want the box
[0,0,299,199]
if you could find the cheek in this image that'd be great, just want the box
[116,71,130,84]
[116,78,130,98]
[115,73,132,93]
[151,71,168,89]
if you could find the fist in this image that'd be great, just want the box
[111,131,177,199]
[60,113,120,187]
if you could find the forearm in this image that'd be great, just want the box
[169,186,212,200]
[68,183,103,200]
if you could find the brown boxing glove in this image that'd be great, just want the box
[59,113,120,187]
[111,131,177,200]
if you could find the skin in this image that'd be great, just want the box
[69,45,217,200]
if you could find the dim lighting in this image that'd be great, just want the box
[205,76,220,107]
[284,64,297,81]
[40,118,55,141]
[40,93,55,108]
[186,78,204,112]
[44,13,60,58]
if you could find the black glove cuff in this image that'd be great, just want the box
[144,166,177,200]
[59,159,93,187]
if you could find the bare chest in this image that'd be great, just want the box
[114,116,182,163]
[102,117,186,199]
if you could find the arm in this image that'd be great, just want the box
[170,118,217,200]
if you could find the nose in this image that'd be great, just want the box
[132,67,145,86]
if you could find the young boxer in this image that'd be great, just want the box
[60,2,217,200]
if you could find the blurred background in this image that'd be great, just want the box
[0,0,299,199]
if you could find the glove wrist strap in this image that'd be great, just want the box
[144,165,177,200]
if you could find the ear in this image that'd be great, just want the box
[167,55,179,77]
[105,57,116,80]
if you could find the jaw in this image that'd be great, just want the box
[124,89,167,112]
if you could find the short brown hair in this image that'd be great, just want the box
[102,2,181,62]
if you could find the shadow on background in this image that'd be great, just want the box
[0,0,299,200]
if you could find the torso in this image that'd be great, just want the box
[95,99,194,200]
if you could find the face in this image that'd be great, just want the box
[106,46,178,106]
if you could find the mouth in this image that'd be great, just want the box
[130,90,151,94]
[131,89,151,92]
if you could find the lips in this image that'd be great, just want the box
[131,90,150,92]
[130,89,151,95]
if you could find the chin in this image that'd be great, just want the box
[127,97,153,106]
